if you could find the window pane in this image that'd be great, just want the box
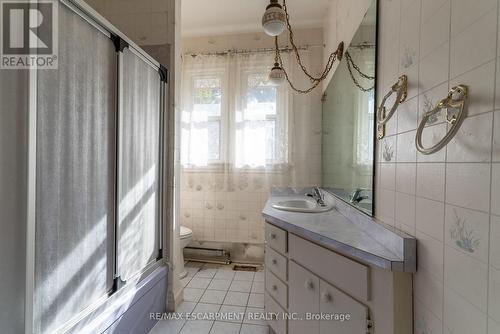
[247,73,276,119]
[265,119,276,162]
[207,120,221,161]
[194,77,221,117]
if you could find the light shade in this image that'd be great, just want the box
[262,1,286,36]
[269,64,285,86]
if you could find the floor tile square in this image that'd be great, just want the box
[234,271,255,281]
[244,307,266,326]
[179,320,214,334]
[214,270,235,280]
[209,321,241,334]
[201,290,227,305]
[184,288,205,303]
[240,324,269,334]
[219,305,246,323]
[195,268,218,278]
[251,281,264,293]
[253,272,264,282]
[247,293,264,308]
[223,291,249,306]
[208,279,232,291]
[229,280,252,293]
[187,277,212,289]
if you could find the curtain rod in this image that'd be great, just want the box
[183,44,323,57]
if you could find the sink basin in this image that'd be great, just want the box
[272,198,332,213]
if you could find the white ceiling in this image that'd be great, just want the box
[181,0,331,37]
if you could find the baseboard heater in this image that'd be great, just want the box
[184,246,231,264]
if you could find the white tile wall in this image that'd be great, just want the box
[376,0,500,332]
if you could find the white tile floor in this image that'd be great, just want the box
[149,262,269,334]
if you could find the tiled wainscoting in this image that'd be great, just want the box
[376,0,500,333]
[149,262,268,334]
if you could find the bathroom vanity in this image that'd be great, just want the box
[262,188,416,334]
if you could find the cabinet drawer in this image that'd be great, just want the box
[266,270,288,309]
[289,233,369,301]
[265,246,288,281]
[319,279,369,334]
[265,223,287,254]
[265,292,287,334]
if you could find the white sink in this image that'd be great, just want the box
[272,198,332,213]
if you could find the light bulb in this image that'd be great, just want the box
[269,63,285,86]
[262,1,286,36]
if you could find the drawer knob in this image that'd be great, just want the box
[322,293,333,303]
[272,284,278,291]
[271,258,278,265]
[269,233,277,240]
[305,280,315,290]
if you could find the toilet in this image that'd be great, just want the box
[178,226,193,279]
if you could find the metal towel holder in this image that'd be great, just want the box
[377,75,408,139]
[415,84,468,155]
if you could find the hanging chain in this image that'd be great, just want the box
[344,50,374,92]
[274,0,343,93]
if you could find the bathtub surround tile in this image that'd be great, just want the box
[450,0,497,37]
[380,163,396,190]
[450,61,495,117]
[445,163,491,213]
[489,266,500,322]
[416,230,444,277]
[396,163,417,195]
[398,97,419,133]
[416,163,445,201]
[416,198,445,240]
[397,130,418,162]
[420,0,450,59]
[445,205,489,262]
[444,245,488,312]
[395,193,416,229]
[492,164,500,216]
[380,136,396,162]
[490,215,500,269]
[446,113,493,162]
[415,298,443,334]
[418,82,449,125]
[443,287,487,334]
[493,111,500,161]
[419,42,450,93]
[450,10,497,78]
[414,268,444,319]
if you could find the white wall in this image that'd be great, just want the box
[322,0,373,91]
[375,0,500,333]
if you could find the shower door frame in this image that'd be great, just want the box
[24,1,169,333]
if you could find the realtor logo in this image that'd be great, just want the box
[1,0,58,69]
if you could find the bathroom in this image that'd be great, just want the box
[0,0,499,333]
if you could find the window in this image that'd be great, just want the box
[181,55,288,169]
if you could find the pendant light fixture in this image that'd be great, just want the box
[262,0,286,36]
[262,0,344,94]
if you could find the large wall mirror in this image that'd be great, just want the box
[322,0,377,215]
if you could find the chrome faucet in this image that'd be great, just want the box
[306,187,326,207]
[350,188,370,204]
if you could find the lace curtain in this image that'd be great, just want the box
[180,49,320,243]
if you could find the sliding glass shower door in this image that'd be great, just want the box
[34,4,117,334]
[117,49,162,282]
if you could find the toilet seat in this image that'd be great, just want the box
[180,226,192,239]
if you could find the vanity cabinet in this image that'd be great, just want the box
[264,222,413,334]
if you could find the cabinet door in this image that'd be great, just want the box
[319,280,369,334]
[289,261,320,334]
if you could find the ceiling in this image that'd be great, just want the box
[181,0,331,37]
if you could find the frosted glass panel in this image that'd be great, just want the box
[118,48,161,281]
[34,5,116,334]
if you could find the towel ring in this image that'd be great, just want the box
[415,85,468,155]
[377,75,408,139]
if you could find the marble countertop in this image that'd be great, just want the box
[262,187,416,272]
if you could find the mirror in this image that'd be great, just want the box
[321,0,377,215]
